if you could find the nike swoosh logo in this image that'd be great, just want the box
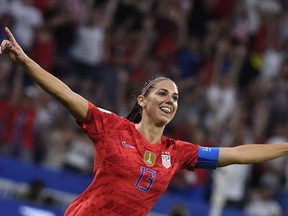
[121,141,135,149]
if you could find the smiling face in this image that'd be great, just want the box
[138,79,179,127]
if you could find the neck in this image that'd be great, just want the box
[135,122,164,144]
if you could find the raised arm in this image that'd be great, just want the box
[0,27,88,122]
[218,143,288,167]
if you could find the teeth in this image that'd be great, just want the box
[160,107,171,114]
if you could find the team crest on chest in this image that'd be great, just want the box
[144,151,156,166]
[161,152,171,169]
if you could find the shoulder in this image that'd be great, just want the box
[82,102,129,129]
[87,102,119,119]
[162,136,199,150]
[162,137,199,168]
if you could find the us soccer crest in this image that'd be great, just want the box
[144,151,156,166]
[161,152,171,169]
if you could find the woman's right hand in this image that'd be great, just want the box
[0,27,29,64]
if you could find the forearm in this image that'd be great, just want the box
[218,143,288,167]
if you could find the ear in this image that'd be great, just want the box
[137,95,145,108]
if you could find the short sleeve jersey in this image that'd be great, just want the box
[64,102,199,216]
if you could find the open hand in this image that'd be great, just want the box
[0,27,28,64]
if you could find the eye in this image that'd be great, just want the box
[173,96,179,101]
[158,91,166,96]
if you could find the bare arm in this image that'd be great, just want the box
[218,143,288,167]
[0,27,88,122]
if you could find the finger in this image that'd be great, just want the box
[0,39,9,54]
[0,39,14,54]
[5,27,17,45]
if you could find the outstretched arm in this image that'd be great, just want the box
[218,143,288,167]
[0,27,88,122]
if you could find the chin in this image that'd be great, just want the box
[156,117,171,127]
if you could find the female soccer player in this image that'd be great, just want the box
[1,27,288,216]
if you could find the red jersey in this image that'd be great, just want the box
[64,102,199,216]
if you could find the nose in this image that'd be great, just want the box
[166,101,173,106]
[166,95,174,104]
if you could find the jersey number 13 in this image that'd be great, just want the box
[134,166,156,192]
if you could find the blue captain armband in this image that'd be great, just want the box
[195,146,219,169]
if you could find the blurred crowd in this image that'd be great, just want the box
[0,0,288,215]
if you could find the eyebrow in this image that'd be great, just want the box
[158,88,179,96]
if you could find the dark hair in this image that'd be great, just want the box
[126,76,170,123]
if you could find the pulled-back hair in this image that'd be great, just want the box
[126,76,170,123]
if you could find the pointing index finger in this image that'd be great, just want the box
[5,27,17,44]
